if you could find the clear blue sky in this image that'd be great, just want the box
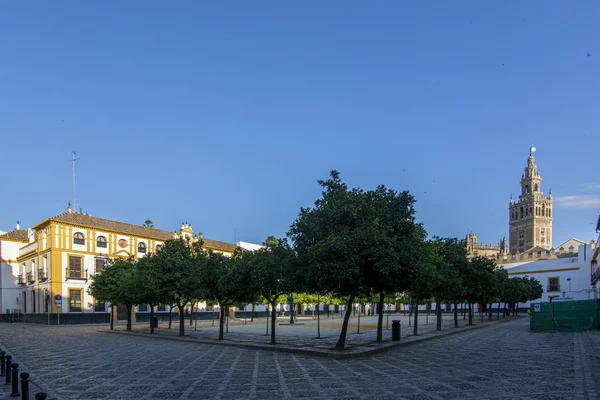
[1,2,599,248]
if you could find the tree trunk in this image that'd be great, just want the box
[251,303,255,322]
[218,304,225,340]
[488,303,493,321]
[376,291,385,342]
[126,304,132,332]
[270,301,277,345]
[502,303,506,318]
[453,303,458,328]
[150,304,155,334]
[413,298,419,336]
[462,303,466,319]
[168,305,173,329]
[497,302,501,320]
[335,294,356,351]
[436,298,442,331]
[468,303,473,325]
[514,304,518,316]
[178,303,186,337]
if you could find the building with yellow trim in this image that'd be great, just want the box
[0,205,245,322]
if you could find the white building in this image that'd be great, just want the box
[500,243,597,307]
[0,223,29,314]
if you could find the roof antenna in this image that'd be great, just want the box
[70,151,80,211]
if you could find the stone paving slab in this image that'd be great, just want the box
[101,315,525,358]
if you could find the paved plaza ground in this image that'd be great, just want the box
[0,317,598,400]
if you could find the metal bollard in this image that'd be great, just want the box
[10,362,19,397]
[0,351,5,376]
[21,372,30,400]
[5,355,12,385]
[10,363,20,397]
[35,393,47,400]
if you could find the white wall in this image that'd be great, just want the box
[0,240,24,313]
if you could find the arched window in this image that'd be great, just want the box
[155,244,163,252]
[520,207,524,218]
[549,209,551,217]
[529,207,533,217]
[534,183,538,192]
[138,242,147,254]
[96,236,107,248]
[73,232,85,245]
[542,204,545,216]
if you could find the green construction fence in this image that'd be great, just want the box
[530,299,600,332]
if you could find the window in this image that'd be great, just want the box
[548,277,560,292]
[95,258,106,274]
[32,291,36,313]
[69,289,82,312]
[69,256,82,278]
[73,232,85,245]
[534,183,538,191]
[537,251,541,257]
[520,207,524,218]
[94,301,106,312]
[528,253,533,258]
[138,242,147,254]
[157,304,166,311]
[155,244,163,252]
[138,303,148,312]
[568,246,574,253]
[97,236,107,248]
[546,250,551,256]
[525,185,529,194]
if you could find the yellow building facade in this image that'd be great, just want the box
[10,206,237,319]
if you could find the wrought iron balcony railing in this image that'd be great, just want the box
[17,274,25,285]
[65,268,88,282]
[26,271,35,283]
[38,269,48,281]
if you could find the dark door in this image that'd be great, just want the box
[117,304,129,320]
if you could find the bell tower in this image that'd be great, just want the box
[509,147,553,254]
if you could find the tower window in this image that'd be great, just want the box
[525,185,529,194]
[534,183,538,192]
[520,207,524,218]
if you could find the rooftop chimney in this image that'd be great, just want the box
[67,203,72,213]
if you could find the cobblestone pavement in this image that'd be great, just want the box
[0,319,596,400]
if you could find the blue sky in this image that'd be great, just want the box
[1,2,599,248]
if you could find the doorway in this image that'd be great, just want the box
[117,304,129,320]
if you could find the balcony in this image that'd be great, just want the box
[17,274,25,286]
[547,285,561,292]
[65,268,88,282]
[26,271,35,284]
[38,269,48,282]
